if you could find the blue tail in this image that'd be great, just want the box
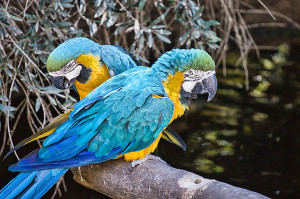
[0,168,68,199]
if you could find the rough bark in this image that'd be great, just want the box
[71,157,269,199]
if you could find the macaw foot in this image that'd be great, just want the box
[129,154,166,172]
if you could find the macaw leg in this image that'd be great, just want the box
[129,154,167,172]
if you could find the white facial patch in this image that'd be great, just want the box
[182,69,215,93]
[65,65,82,80]
[182,81,198,93]
[48,60,82,80]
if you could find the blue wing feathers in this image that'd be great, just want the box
[9,147,120,172]
[101,46,136,75]
[87,134,101,153]
[76,130,97,148]
[2,67,175,199]
[70,95,103,118]
[0,40,180,199]
[39,135,79,160]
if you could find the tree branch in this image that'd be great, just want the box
[71,157,269,199]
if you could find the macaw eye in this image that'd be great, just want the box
[187,69,194,75]
[62,60,77,73]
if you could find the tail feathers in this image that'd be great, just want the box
[162,127,187,151]
[0,169,68,199]
[4,109,73,160]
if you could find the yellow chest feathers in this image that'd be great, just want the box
[74,54,111,100]
[162,72,188,123]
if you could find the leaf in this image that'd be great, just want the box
[135,54,149,64]
[35,97,41,112]
[100,11,107,25]
[106,13,119,28]
[6,25,22,34]
[94,0,103,7]
[207,42,219,50]
[138,0,146,11]
[35,21,39,32]
[61,3,75,8]
[191,30,200,39]
[151,25,166,29]
[94,3,107,18]
[90,21,98,36]
[3,68,12,77]
[40,85,62,94]
[13,85,19,92]
[0,104,17,112]
[138,35,145,51]
[204,20,220,27]
[25,13,37,20]
[155,33,171,44]
[6,62,13,69]
[191,5,204,20]
[134,19,140,35]
[154,1,166,9]
[63,99,76,108]
[0,95,9,102]
[57,9,70,17]
[8,14,23,22]
[155,29,171,35]
[56,21,71,27]
[79,0,87,14]
[149,10,169,27]
[28,85,35,91]
[147,32,154,48]
[48,95,57,106]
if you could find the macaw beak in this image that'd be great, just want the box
[192,73,217,102]
[49,76,77,90]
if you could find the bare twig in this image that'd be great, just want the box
[257,0,276,20]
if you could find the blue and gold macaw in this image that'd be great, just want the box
[0,48,217,199]
[4,38,186,160]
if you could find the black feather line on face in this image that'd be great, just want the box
[76,65,92,83]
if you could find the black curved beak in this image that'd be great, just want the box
[49,76,77,90]
[192,73,217,102]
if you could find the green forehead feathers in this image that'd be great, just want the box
[152,49,215,75]
[46,37,99,72]
[172,49,215,72]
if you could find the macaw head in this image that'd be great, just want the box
[46,37,99,89]
[153,49,217,102]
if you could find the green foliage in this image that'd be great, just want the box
[0,0,220,136]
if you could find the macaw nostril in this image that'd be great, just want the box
[63,77,77,89]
